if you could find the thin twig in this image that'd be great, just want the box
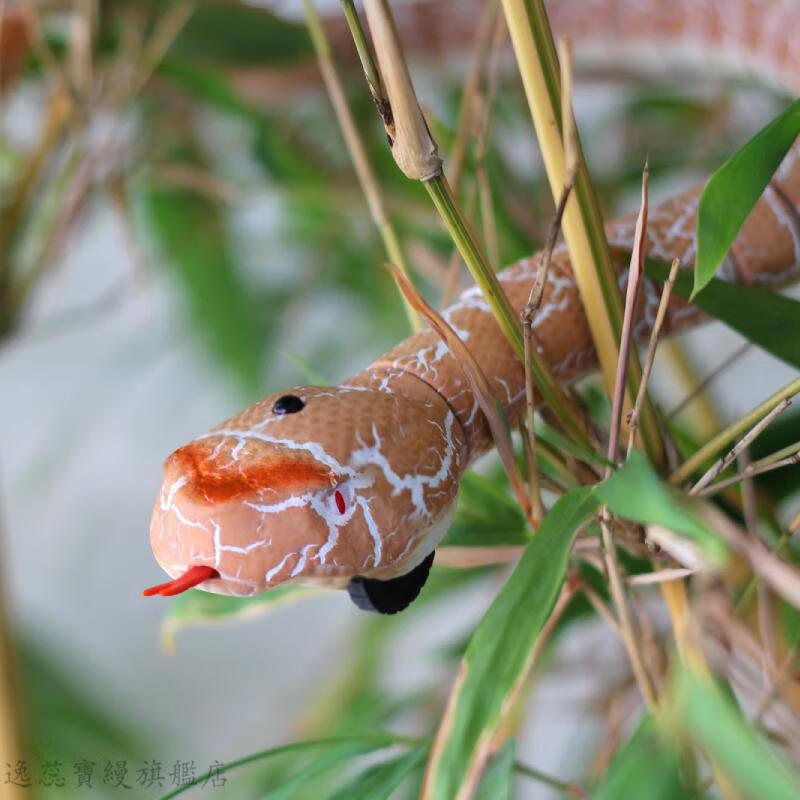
[448,0,499,194]
[499,0,663,463]
[392,266,532,518]
[670,377,800,485]
[666,342,752,422]
[626,568,697,587]
[519,418,544,524]
[128,0,195,98]
[607,160,648,467]
[441,9,506,307]
[697,449,800,497]
[597,164,659,710]
[754,639,800,725]
[735,527,793,613]
[25,1,85,119]
[579,581,622,636]
[514,759,589,799]
[599,515,659,710]
[689,398,792,495]
[476,155,499,268]
[303,0,421,331]
[626,256,680,458]
[518,174,576,518]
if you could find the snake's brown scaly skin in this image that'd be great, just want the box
[148,0,800,597]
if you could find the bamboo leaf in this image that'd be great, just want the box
[475,739,515,800]
[263,740,384,800]
[537,420,611,468]
[647,258,800,369]
[422,486,600,800]
[158,60,326,185]
[172,2,311,67]
[442,471,530,548]
[669,669,800,799]
[596,451,728,565]
[596,716,686,800]
[325,744,428,800]
[158,736,411,800]
[694,99,800,296]
[135,165,264,395]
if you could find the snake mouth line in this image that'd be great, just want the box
[142,565,220,597]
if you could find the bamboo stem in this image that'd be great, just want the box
[425,175,588,445]
[671,379,800,485]
[303,0,421,331]
[599,515,659,710]
[626,257,680,458]
[349,0,589,445]
[498,0,663,465]
[0,515,32,800]
[689,398,791,495]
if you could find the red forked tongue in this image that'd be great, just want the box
[142,565,220,597]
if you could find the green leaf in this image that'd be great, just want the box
[475,739,515,800]
[325,744,428,800]
[161,586,318,650]
[172,3,311,67]
[20,639,148,769]
[158,60,327,185]
[442,471,530,548]
[596,716,686,800]
[158,58,261,120]
[694,99,800,296]
[158,736,410,800]
[596,451,728,565]
[135,159,264,395]
[670,669,800,800]
[537,420,611,468]
[647,258,800,369]
[424,486,600,800]
[262,740,385,800]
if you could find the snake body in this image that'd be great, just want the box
[146,1,800,608]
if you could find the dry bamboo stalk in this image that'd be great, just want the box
[0,523,32,800]
[362,0,442,181]
[671,378,800,485]
[689,399,792,495]
[626,257,681,457]
[666,343,752,423]
[607,162,649,467]
[499,0,663,464]
[303,0,421,330]
[697,449,800,497]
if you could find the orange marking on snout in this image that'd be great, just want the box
[167,441,336,505]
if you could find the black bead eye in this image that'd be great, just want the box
[272,394,305,415]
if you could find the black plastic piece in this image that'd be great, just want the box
[346,551,435,614]
[272,394,305,415]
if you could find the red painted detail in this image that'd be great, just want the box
[143,565,220,597]
[334,490,346,515]
[166,441,335,505]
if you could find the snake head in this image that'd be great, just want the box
[145,371,466,598]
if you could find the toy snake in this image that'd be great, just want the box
[144,0,800,613]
